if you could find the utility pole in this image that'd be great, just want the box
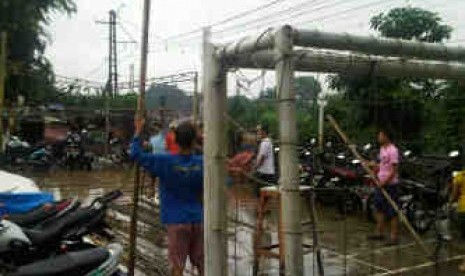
[101,10,118,98]
[0,33,6,153]
[128,0,151,275]
[110,10,118,98]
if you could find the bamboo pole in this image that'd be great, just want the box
[0,32,6,153]
[193,71,199,123]
[275,25,303,276]
[220,27,465,63]
[293,29,465,62]
[317,98,327,151]
[224,49,465,80]
[203,27,228,276]
[326,115,431,257]
[128,0,151,275]
[222,28,275,57]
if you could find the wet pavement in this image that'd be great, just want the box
[21,168,465,275]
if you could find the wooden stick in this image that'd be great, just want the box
[128,0,151,275]
[326,115,431,257]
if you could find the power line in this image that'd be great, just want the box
[159,0,290,42]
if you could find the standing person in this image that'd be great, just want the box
[165,122,180,155]
[450,170,465,271]
[254,124,276,196]
[149,122,165,154]
[131,118,204,276]
[228,132,256,185]
[367,129,400,245]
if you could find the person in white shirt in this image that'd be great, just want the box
[254,124,276,197]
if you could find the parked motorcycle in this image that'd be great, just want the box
[64,130,93,171]
[5,198,81,229]
[3,243,123,276]
[0,190,122,266]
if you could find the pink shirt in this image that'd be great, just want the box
[378,144,399,185]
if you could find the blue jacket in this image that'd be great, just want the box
[131,137,203,224]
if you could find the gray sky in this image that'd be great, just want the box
[46,0,464,94]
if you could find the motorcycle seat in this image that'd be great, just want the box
[6,199,75,228]
[10,247,109,276]
[23,208,95,246]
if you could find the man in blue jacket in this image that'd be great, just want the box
[131,118,203,276]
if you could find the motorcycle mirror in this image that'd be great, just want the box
[352,159,361,164]
[363,143,372,151]
[449,150,460,158]
[404,150,412,157]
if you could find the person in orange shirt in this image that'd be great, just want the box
[165,122,180,155]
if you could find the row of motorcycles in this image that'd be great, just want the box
[3,130,130,171]
[295,139,462,237]
[0,190,124,275]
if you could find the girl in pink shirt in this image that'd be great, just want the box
[368,129,400,245]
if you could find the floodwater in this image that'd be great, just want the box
[23,168,465,275]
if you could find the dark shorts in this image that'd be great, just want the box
[254,173,276,197]
[374,185,399,219]
[166,223,203,272]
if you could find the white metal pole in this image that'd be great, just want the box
[275,25,303,276]
[202,27,228,276]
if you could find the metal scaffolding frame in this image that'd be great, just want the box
[202,25,465,276]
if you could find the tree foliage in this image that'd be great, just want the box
[0,0,76,103]
[228,76,321,143]
[328,6,456,153]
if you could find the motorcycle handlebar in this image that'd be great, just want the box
[92,190,123,206]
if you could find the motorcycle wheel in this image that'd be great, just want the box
[406,200,434,235]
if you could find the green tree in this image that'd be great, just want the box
[328,6,453,150]
[0,0,76,103]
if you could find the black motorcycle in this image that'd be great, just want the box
[0,190,122,266]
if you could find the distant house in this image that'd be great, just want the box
[145,83,193,126]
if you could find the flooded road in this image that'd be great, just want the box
[23,169,465,275]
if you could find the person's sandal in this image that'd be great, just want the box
[367,234,385,241]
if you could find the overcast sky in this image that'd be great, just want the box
[46,0,464,94]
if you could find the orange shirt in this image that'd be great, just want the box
[165,131,179,155]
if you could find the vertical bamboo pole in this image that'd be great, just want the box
[193,71,199,123]
[275,25,303,276]
[0,32,6,152]
[202,27,228,276]
[128,0,151,275]
[317,98,327,151]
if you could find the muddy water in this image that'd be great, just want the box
[25,169,465,275]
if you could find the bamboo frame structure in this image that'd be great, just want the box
[203,24,465,275]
